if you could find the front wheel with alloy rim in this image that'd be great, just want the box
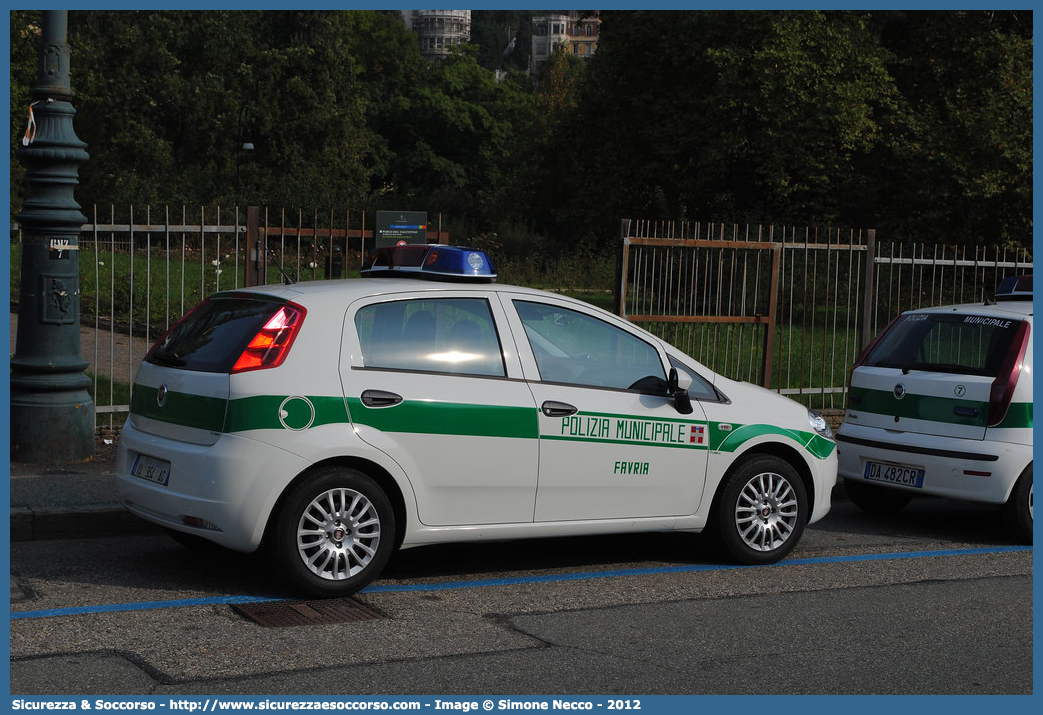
[713,455,808,565]
[272,466,396,598]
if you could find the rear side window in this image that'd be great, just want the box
[146,296,289,373]
[864,313,1025,377]
[355,297,505,377]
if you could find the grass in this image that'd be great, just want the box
[87,371,132,407]
[12,243,357,333]
[634,320,857,409]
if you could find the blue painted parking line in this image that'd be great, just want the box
[9,594,281,620]
[10,545,1032,621]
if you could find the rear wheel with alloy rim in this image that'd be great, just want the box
[1002,464,1032,544]
[713,455,807,564]
[273,466,395,597]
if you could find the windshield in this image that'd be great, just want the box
[147,295,287,373]
[864,312,1024,377]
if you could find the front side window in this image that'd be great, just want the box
[514,300,665,389]
[355,298,505,377]
[669,358,724,402]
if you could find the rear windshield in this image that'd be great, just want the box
[146,296,286,373]
[865,312,1024,377]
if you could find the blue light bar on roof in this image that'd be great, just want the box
[362,244,497,282]
[995,275,1032,301]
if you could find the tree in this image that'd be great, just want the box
[9,12,38,211]
[523,10,899,244]
[9,10,1031,249]
[867,11,1032,246]
[372,44,535,230]
[516,10,1031,249]
[470,10,531,72]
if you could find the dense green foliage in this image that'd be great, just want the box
[9,10,1032,250]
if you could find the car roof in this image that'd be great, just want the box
[905,299,1033,320]
[216,277,592,306]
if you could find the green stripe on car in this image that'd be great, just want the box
[130,385,226,432]
[851,387,1033,430]
[993,401,1033,429]
[131,391,837,459]
[226,395,350,432]
[346,398,538,439]
[850,387,989,427]
[712,422,836,459]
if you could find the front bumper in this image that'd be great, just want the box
[808,450,837,525]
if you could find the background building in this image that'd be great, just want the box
[531,11,600,69]
[401,10,472,61]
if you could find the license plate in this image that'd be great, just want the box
[864,460,924,488]
[131,454,171,486]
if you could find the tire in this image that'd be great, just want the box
[713,455,808,565]
[1002,465,1032,544]
[272,466,396,598]
[844,479,913,514]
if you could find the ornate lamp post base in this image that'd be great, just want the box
[11,11,95,463]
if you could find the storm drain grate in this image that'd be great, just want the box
[232,598,384,628]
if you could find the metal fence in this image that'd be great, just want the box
[9,208,1033,424]
[11,206,384,426]
[619,219,1032,410]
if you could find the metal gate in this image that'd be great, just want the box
[618,220,1032,410]
[618,220,781,389]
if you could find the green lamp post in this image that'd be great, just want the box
[11,10,95,462]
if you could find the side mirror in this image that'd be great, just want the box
[668,367,694,415]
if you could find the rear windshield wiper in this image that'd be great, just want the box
[150,349,187,367]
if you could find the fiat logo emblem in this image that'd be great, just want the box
[157,384,168,407]
[893,383,906,400]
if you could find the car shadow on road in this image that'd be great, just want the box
[11,528,736,605]
[380,530,726,582]
[815,483,1025,547]
[11,493,1027,607]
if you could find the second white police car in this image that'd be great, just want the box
[116,244,837,596]
[837,275,1032,541]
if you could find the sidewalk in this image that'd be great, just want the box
[10,312,155,540]
[9,432,160,541]
[10,311,144,387]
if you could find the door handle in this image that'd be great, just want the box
[541,400,577,417]
[360,390,403,408]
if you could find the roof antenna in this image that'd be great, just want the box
[266,246,296,285]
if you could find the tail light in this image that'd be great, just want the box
[987,319,1030,426]
[231,302,306,374]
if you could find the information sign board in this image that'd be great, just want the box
[376,211,428,248]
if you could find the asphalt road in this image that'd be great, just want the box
[9,493,1033,696]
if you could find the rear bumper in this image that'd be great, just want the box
[836,423,1031,505]
[115,420,310,551]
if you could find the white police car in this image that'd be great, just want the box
[837,276,1032,542]
[116,244,837,597]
